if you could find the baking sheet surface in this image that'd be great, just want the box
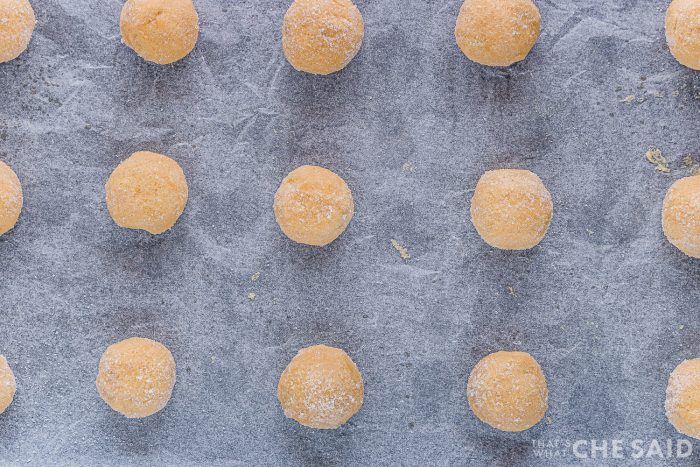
[1,0,699,465]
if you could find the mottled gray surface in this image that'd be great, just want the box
[0,0,699,465]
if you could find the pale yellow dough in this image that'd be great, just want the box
[283,0,364,75]
[0,161,22,236]
[278,344,364,429]
[666,0,700,70]
[274,165,354,246]
[455,0,540,67]
[96,337,176,419]
[106,151,188,235]
[666,359,700,439]
[0,356,16,414]
[467,351,548,432]
[663,175,700,258]
[0,0,35,63]
[120,0,199,65]
[470,169,552,250]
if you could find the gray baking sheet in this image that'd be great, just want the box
[1,0,699,465]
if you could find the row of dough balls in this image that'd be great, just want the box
[1,0,699,71]
[3,155,700,257]
[1,339,699,439]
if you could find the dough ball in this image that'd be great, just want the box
[106,151,188,235]
[278,344,363,429]
[662,175,700,258]
[0,0,35,63]
[0,161,22,236]
[96,337,176,419]
[0,356,16,414]
[467,351,547,432]
[282,0,364,75]
[120,0,199,65]
[470,169,552,250]
[666,0,700,70]
[666,359,700,439]
[454,0,540,67]
[274,165,354,246]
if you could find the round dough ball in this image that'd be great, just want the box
[665,358,700,439]
[274,165,354,246]
[120,0,199,65]
[470,169,552,250]
[666,359,700,439]
[0,356,16,414]
[467,351,547,432]
[662,175,700,258]
[106,151,188,235]
[666,0,700,70]
[454,0,540,67]
[0,161,22,236]
[96,337,176,419]
[0,0,35,63]
[278,344,364,429]
[282,0,364,75]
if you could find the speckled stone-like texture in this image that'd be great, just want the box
[0,0,699,465]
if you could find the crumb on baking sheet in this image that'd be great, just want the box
[402,161,416,173]
[621,95,636,104]
[251,271,260,282]
[507,286,515,296]
[391,239,411,260]
[645,146,670,173]
[682,155,694,167]
[247,292,256,300]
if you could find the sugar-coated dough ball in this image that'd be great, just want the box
[666,0,700,70]
[666,359,700,439]
[455,0,540,67]
[663,175,700,258]
[274,165,354,246]
[278,344,363,429]
[282,0,364,75]
[96,337,176,419]
[470,169,552,250]
[467,351,547,432]
[106,151,188,235]
[0,161,22,236]
[120,0,199,65]
[0,0,34,63]
[0,356,16,414]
